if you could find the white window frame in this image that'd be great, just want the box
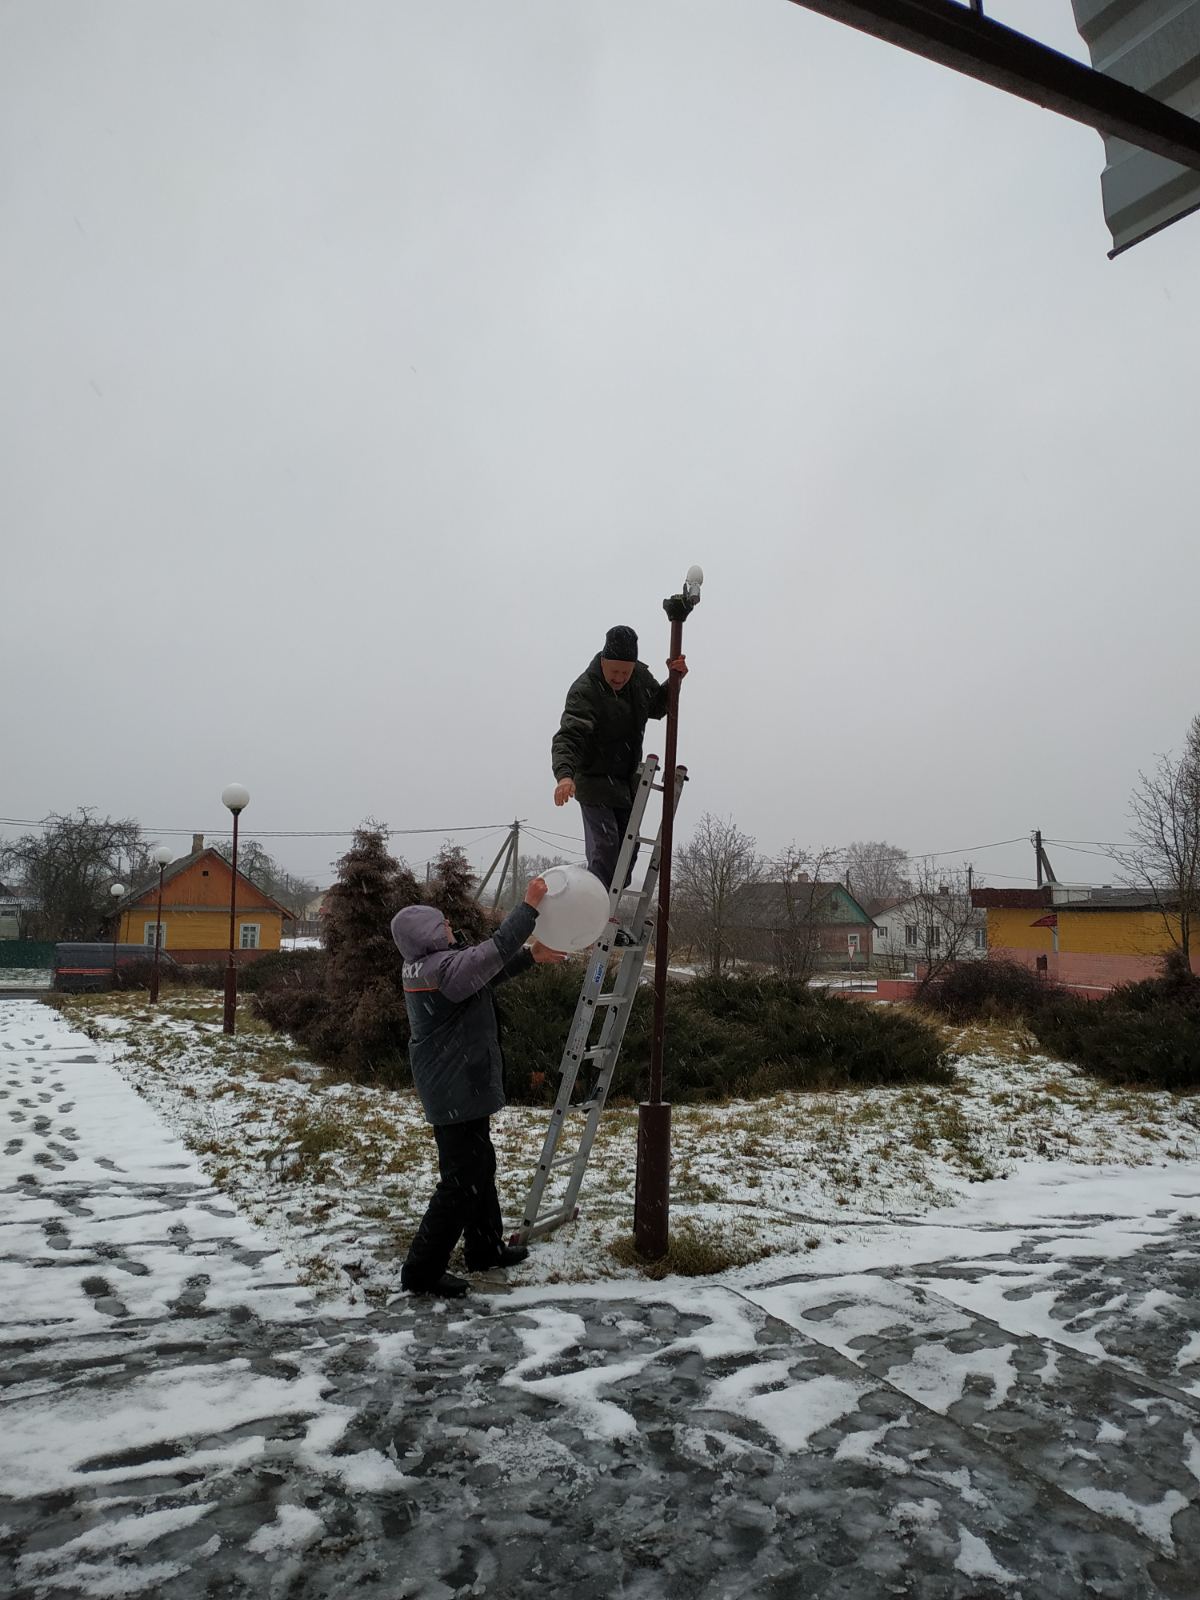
[929,926,941,948]
[239,924,261,950]
[974,928,987,950]
[905,924,918,947]
[143,921,167,949]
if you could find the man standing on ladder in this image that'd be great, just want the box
[552,625,687,930]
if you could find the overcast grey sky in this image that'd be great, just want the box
[3,0,1198,892]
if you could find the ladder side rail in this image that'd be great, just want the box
[513,759,687,1242]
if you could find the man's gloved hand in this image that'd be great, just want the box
[554,777,576,807]
[667,655,688,678]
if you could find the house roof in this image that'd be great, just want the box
[115,848,293,920]
[1061,888,1179,912]
[972,888,1052,909]
[728,880,876,928]
[973,885,1178,913]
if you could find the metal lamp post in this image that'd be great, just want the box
[109,881,126,988]
[148,844,174,1004]
[221,784,250,1034]
[634,564,703,1260]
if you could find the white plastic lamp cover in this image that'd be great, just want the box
[534,865,610,952]
[686,564,704,589]
[110,883,125,898]
[152,845,174,866]
[221,783,250,813]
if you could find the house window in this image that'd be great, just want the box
[143,922,166,949]
[877,926,888,939]
[974,929,987,950]
[929,927,941,948]
[905,925,918,947]
[239,924,261,950]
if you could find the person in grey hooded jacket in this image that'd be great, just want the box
[391,878,563,1297]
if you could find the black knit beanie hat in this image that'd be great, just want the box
[602,625,638,662]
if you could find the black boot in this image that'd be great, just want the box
[466,1243,529,1271]
[401,1267,469,1297]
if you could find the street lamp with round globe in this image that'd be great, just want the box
[148,844,174,1004]
[109,889,126,985]
[221,785,250,1033]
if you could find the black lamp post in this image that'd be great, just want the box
[221,784,250,1034]
[634,564,703,1260]
[148,844,174,1003]
[109,881,125,989]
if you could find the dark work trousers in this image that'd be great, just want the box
[580,803,636,892]
[403,1116,504,1282]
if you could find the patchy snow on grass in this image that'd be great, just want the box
[51,991,1200,1305]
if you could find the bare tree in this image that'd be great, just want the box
[843,839,910,911]
[673,813,761,976]
[1120,717,1200,961]
[768,845,845,981]
[896,861,987,992]
[209,838,318,918]
[0,809,147,940]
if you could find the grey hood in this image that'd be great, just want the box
[391,904,451,960]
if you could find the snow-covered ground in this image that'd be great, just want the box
[3,995,1200,1597]
[0,969,51,991]
[48,991,1200,1303]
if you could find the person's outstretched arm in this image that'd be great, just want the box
[438,882,547,1002]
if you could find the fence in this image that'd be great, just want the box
[0,940,55,970]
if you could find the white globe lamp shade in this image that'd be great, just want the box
[152,845,174,867]
[534,865,611,953]
[221,783,250,814]
[110,882,125,899]
[685,564,704,589]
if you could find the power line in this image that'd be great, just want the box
[0,815,519,840]
[522,827,588,859]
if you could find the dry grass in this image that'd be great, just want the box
[608,1218,771,1280]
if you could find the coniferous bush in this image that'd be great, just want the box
[498,968,951,1103]
[236,947,324,994]
[1032,953,1200,1090]
[919,957,1058,1023]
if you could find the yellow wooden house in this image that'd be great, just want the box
[972,885,1194,989]
[111,834,290,963]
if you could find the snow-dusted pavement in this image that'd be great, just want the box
[2,1000,1200,1599]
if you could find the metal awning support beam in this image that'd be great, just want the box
[785,0,1200,173]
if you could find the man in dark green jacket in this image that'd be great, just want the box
[552,625,686,891]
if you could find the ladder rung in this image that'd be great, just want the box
[636,834,658,846]
[582,1045,609,1062]
[593,992,623,1007]
[550,1152,581,1170]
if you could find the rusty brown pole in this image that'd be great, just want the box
[149,863,166,1004]
[221,784,249,1034]
[223,808,240,1034]
[634,569,702,1259]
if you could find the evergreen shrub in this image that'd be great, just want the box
[1033,954,1200,1090]
[500,968,951,1103]
[919,957,1058,1023]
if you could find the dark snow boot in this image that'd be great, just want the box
[467,1244,529,1272]
[401,1269,469,1298]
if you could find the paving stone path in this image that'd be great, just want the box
[2,999,1198,1598]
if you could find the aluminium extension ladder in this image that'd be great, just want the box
[511,753,687,1245]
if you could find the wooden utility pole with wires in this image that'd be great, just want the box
[476,820,523,907]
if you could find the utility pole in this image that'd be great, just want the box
[634,564,703,1261]
[1033,828,1043,888]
